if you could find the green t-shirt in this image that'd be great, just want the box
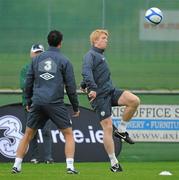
[19,63,30,106]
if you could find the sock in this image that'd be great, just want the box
[66,158,74,170]
[13,157,23,170]
[118,120,128,132]
[108,153,118,166]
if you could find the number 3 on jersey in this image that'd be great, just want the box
[44,60,52,71]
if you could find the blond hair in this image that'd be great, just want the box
[90,29,109,46]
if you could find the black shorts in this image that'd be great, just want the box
[26,103,72,130]
[91,89,124,121]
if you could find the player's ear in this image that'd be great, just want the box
[57,43,62,48]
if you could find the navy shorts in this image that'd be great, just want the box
[27,103,72,130]
[91,89,124,121]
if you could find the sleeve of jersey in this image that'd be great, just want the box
[19,66,26,90]
[64,61,79,112]
[19,65,28,106]
[81,53,97,91]
[24,62,34,106]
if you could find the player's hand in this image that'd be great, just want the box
[26,105,30,112]
[72,110,80,117]
[80,87,88,93]
[88,91,96,102]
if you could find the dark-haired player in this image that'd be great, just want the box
[12,30,80,174]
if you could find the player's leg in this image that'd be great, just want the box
[29,132,39,164]
[46,103,78,174]
[114,90,140,144]
[100,117,118,165]
[12,104,47,173]
[23,108,39,164]
[100,117,122,172]
[93,96,122,172]
[60,127,78,174]
[12,127,37,173]
[118,91,140,123]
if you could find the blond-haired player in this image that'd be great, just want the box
[81,29,140,172]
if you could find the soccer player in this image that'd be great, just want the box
[19,44,54,164]
[12,30,80,174]
[81,29,140,172]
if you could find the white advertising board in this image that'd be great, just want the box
[112,105,179,142]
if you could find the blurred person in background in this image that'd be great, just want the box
[81,29,140,172]
[12,30,80,175]
[19,44,54,164]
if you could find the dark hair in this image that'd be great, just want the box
[47,30,63,47]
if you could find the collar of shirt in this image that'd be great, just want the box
[48,46,60,52]
[92,46,105,54]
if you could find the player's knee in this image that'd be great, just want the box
[61,128,73,139]
[24,128,36,141]
[102,123,113,133]
[132,96,140,108]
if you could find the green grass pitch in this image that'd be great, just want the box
[0,162,179,180]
